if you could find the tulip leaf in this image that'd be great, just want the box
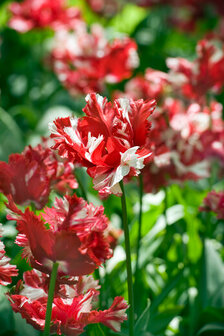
[197,323,224,335]
[0,287,15,335]
[135,299,151,333]
[87,324,106,336]
[199,240,224,308]
[0,107,24,161]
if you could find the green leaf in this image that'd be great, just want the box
[0,287,15,334]
[138,270,184,334]
[199,240,224,308]
[110,4,147,34]
[147,308,181,334]
[135,299,151,333]
[0,2,9,28]
[0,107,24,160]
[14,313,39,336]
[9,105,38,130]
[197,323,224,335]
[149,269,184,313]
[171,185,202,262]
[187,217,202,263]
[87,324,106,336]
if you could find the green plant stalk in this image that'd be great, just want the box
[75,170,103,302]
[135,174,143,282]
[43,262,59,336]
[30,203,36,212]
[94,267,102,308]
[97,323,106,335]
[119,181,135,336]
[75,169,88,201]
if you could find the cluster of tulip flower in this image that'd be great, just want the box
[1,0,224,335]
[0,132,131,334]
[0,87,157,334]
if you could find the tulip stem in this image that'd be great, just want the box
[75,169,88,201]
[94,267,102,307]
[43,262,59,336]
[134,175,143,298]
[119,181,134,336]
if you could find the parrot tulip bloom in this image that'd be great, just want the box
[0,142,78,209]
[24,141,78,196]
[9,0,82,33]
[167,38,224,103]
[142,98,224,193]
[114,68,169,101]
[8,269,128,335]
[6,194,112,277]
[50,24,139,96]
[0,152,50,210]
[50,93,156,196]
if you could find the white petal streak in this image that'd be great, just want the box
[110,147,151,188]
[64,118,81,145]
[85,133,104,161]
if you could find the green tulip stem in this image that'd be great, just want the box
[135,174,143,280]
[43,262,59,336]
[119,181,134,336]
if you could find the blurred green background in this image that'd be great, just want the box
[1,1,224,335]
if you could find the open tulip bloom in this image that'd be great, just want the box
[50,24,139,96]
[48,93,156,335]
[5,192,129,335]
[0,141,78,210]
[49,93,156,196]
[6,194,112,277]
[8,269,128,335]
[9,0,82,32]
